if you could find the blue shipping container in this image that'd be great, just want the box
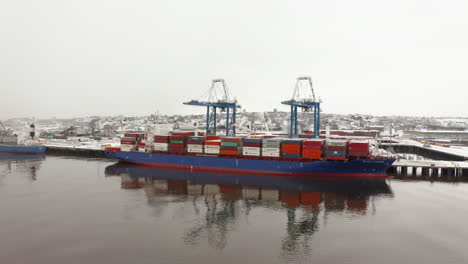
[326,150,346,156]
[281,153,302,158]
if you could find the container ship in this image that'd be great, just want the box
[105,131,396,179]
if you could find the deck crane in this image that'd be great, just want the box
[183,79,240,136]
[281,76,321,138]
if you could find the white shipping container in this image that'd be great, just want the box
[205,149,220,154]
[153,143,169,151]
[120,145,133,152]
[187,144,204,150]
[242,147,261,156]
[187,148,203,153]
[262,152,281,157]
[204,145,220,153]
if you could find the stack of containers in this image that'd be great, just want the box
[204,140,221,154]
[241,138,262,156]
[262,138,282,157]
[348,140,370,158]
[220,137,242,155]
[120,137,137,152]
[186,136,205,153]
[281,139,303,159]
[302,139,325,159]
[326,140,348,160]
[168,132,193,153]
[124,132,145,142]
[153,135,170,152]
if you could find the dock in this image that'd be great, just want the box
[389,160,468,177]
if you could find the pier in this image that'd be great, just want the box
[388,160,468,178]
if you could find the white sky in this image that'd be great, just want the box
[1,0,467,119]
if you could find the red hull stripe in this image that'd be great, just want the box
[0,150,45,155]
[127,160,389,179]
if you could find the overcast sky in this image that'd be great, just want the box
[1,0,467,119]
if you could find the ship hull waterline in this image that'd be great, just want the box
[0,145,46,155]
[105,151,395,179]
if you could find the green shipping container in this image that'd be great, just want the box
[221,142,240,147]
[169,140,184,144]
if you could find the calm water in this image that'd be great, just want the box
[1,154,468,264]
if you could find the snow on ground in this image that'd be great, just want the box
[397,139,468,158]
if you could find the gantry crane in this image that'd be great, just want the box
[282,76,321,138]
[183,79,240,136]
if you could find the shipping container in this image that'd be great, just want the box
[220,149,239,155]
[326,150,346,156]
[327,140,348,147]
[154,135,170,143]
[242,142,262,147]
[302,149,322,159]
[153,143,169,151]
[281,144,301,154]
[221,137,242,143]
[326,146,347,151]
[205,140,221,146]
[242,147,261,156]
[326,155,346,160]
[221,141,240,147]
[205,135,220,140]
[282,153,301,158]
[220,146,239,151]
[242,138,262,144]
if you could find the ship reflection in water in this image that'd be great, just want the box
[0,153,45,181]
[105,162,393,255]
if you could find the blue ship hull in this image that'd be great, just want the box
[105,151,395,178]
[0,144,46,154]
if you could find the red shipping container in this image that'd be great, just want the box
[154,135,170,143]
[220,150,239,155]
[302,145,322,150]
[170,135,187,140]
[326,146,347,151]
[186,140,204,144]
[221,137,242,143]
[220,146,239,151]
[303,139,324,146]
[348,145,369,151]
[205,140,221,146]
[302,149,322,159]
[139,142,146,146]
[170,131,194,136]
[348,151,369,157]
[121,141,135,145]
[205,135,220,140]
[197,132,205,136]
[242,142,262,147]
[281,144,301,154]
